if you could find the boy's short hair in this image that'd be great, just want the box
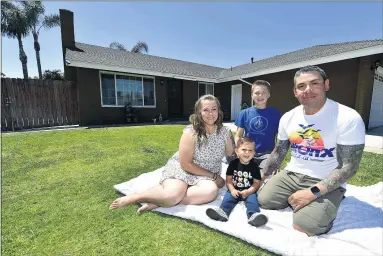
[236,137,255,149]
[252,80,271,94]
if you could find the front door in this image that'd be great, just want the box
[368,72,383,129]
[167,79,183,118]
[231,84,242,121]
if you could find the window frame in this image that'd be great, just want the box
[99,71,156,108]
[197,82,214,97]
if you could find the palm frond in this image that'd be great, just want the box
[1,1,16,26]
[131,41,148,54]
[109,41,127,51]
[20,1,45,30]
[42,14,60,29]
[1,3,29,39]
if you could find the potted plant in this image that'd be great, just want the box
[125,102,134,123]
[241,102,250,110]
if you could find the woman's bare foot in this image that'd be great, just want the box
[109,194,137,210]
[136,203,159,215]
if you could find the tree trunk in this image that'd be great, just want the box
[17,35,28,79]
[33,32,42,79]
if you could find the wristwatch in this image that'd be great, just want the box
[310,186,321,199]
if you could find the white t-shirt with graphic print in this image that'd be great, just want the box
[278,98,365,181]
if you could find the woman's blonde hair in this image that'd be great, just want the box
[189,94,224,148]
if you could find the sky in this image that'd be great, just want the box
[1,1,383,78]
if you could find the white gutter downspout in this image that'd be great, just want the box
[238,78,254,106]
[239,78,253,86]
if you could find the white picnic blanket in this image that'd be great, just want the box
[114,163,383,256]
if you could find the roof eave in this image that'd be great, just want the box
[218,45,383,83]
[66,60,218,83]
[67,44,383,84]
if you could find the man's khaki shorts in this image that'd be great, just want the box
[257,170,346,235]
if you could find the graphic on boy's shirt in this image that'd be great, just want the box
[249,116,268,134]
[232,170,253,189]
[289,124,335,162]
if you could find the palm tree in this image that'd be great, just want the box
[130,41,149,54]
[109,41,149,54]
[109,41,127,51]
[1,1,30,79]
[21,1,60,79]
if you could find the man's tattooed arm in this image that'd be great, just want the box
[318,144,364,194]
[262,139,290,177]
[226,131,237,163]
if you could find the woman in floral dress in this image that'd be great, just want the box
[110,94,235,213]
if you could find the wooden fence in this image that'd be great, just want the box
[1,78,79,131]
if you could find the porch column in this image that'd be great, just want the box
[354,56,375,130]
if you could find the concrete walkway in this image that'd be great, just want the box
[364,147,383,154]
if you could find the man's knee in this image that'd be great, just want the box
[258,184,289,210]
[257,189,271,208]
[293,211,334,236]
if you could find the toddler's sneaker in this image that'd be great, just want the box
[206,207,229,222]
[248,212,268,227]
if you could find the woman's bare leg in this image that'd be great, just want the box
[136,203,159,215]
[109,179,188,209]
[179,180,219,205]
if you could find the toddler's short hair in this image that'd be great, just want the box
[236,137,255,149]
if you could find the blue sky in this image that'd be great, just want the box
[2,1,383,78]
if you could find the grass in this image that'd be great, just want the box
[2,125,382,256]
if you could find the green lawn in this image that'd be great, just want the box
[2,125,382,256]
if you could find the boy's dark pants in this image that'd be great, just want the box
[220,190,260,218]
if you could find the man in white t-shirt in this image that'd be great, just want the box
[257,65,365,236]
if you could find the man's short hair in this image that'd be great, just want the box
[293,65,328,87]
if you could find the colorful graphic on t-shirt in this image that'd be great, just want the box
[289,124,335,161]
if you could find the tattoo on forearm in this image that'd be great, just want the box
[319,144,364,193]
[262,139,290,176]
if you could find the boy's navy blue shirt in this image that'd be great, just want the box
[235,106,281,153]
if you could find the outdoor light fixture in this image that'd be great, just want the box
[370,60,383,75]
[160,80,164,86]
[371,60,381,71]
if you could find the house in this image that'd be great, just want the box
[59,9,383,130]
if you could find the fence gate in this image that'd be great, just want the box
[1,78,79,131]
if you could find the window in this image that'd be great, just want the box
[198,82,214,97]
[100,72,155,107]
[101,74,116,105]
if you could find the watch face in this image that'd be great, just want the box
[311,186,320,194]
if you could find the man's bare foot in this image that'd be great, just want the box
[136,203,158,215]
[109,194,137,210]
